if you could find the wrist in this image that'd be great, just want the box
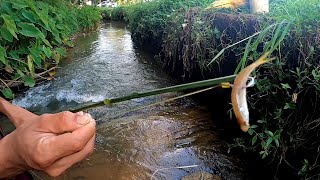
[0,132,27,178]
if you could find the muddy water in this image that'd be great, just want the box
[3,22,247,179]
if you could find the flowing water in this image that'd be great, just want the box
[1,22,248,180]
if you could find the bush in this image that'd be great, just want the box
[0,0,101,98]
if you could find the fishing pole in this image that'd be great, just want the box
[70,75,236,112]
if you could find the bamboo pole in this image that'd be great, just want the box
[71,75,236,112]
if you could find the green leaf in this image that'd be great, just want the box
[248,128,254,135]
[281,83,291,89]
[55,48,66,57]
[21,9,37,23]
[1,88,14,99]
[252,135,258,145]
[18,22,39,38]
[36,10,49,29]
[274,139,280,147]
[0,46,8,65]
[9,51,19,60]
[250,125,258,129]
[42,46,52,58]
[266,130,274,137]
[266,138,273,146]
[1,2,13,14]
[1,14,18,39]
[284,103,296,110]
[22,76,35,87]
[0,26,13,42]
[25,0,37,12]
[11,0,29,9]
[29,48,42,66]
[19,22,44,38]
[18,22,51,47]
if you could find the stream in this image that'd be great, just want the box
[1,22,248,180]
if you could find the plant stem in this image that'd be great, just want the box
[71,74,236,112]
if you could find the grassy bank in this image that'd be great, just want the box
[103,0,320,179]
[0,0,101,98]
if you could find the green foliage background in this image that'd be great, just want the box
[0,0,101,98]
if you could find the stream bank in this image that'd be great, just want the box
[102,1,320,178]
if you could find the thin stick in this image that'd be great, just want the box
[71,75,236,112]
[100,85,220,122]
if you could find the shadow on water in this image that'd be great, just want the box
[2,22,249,179]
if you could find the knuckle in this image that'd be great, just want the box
[33,141,53,169]
[33,155,52,169]
[72,139,84,151]
[61,111,73,121]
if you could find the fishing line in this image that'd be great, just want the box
[98,85,222,123]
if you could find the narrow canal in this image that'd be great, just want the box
[2,22,248,180]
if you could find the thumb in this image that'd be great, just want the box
[39,111,93,134]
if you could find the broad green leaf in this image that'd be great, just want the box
[22,76,35,87]
[0,46,8,65]
[42,46,52,58]
[12,0,29,9]
[266,138,273,146]
[16,69,25,77]
[1,2,13,14]
[9,51,19,60]
[55,48,66,57]
[25,0,37,12]
[21,9,37,23]
[18,22,51,47]
[1,14,18,39]
[18,22,39,38]
[0,26,13,42]
[252,135,258,145]
[29,48,42,66]
[248,128,254,135]
[36,10,49,28]
[266,130,274,137]
[1,88,14,99]
[27,54,35,77]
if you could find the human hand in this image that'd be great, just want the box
[0,110,96,178]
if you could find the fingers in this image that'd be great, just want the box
[40,111,92,134]
[0,99,38,127]
[43,134,96,177]
[44,115,96,161]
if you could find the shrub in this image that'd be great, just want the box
[0,0,101,98]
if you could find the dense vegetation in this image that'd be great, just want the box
[0,0,101,98]
[102,0,320,179]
